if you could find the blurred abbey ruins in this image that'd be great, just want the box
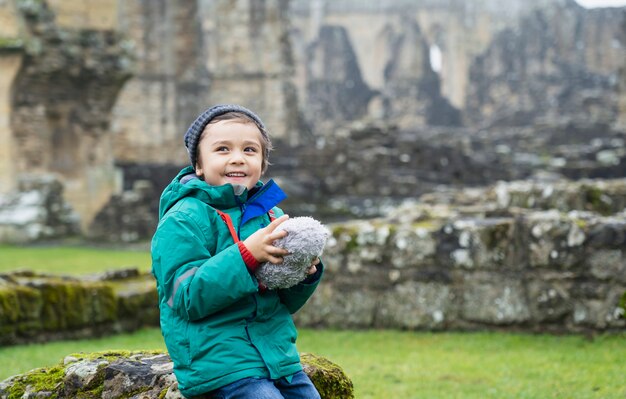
[0,0,625,333]
[0,0,624,241]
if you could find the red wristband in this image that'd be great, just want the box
[237,242,260,273]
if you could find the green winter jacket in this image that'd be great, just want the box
[151,166,323,397]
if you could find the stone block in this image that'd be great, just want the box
[437,218,515,270]
[526,280,572,323]
[377,281,454,330]
[294,284,377,329]
[461,275,531,324]
[587,249,625,282]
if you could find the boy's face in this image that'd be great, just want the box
[195,120,264,191]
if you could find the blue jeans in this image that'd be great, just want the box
[211,371,321,399]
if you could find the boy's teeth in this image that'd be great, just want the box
[227,173,245,177]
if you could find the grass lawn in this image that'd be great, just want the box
[0,328,624,399]
[0,244,152,275]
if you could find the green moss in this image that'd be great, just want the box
[583,186,613,216]
[0,37,24,51]
[620,291,626,314]
[109,276,157,321]
[411,220,439,230]
[68,350,165,363]
[332,226,359,252]
[574,219,588,229]
[5,365,64,399]
[0,288,20,323]
[38,279,115,331]
[90,284,118,323]
[301,353,354,399]
[158,387,169,399]
[120,386,152,399]
[73,385,103,399]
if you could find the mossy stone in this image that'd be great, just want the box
[4,365,64,399]
[583,186,613,215]
[301,352,355,399]
[0,288,20,324]
[39,279,115,331]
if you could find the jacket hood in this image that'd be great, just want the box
[158,166,286,223]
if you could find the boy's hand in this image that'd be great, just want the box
[307,257,320,275]
[243,215,290,264]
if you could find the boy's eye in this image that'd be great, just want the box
[244,147,258,153]
[215,146,229,152]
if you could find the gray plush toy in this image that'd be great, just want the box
[255,216,329,289]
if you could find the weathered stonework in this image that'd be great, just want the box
[0,352,354,399]
[0,175,79,243]
[295,205,626,333]
[0,269,157,346]
[201,0,303,144]
[2,0,625,237]
[465,1,624,127]
[111,0,209,165]
[290,0,624,129]
[0,0,133,232]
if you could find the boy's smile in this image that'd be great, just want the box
[195,120,264,190]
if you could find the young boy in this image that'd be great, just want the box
[151,104,323,399]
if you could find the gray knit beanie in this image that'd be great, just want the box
[183,104,270,169]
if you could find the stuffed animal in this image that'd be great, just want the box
[256,216,329,289]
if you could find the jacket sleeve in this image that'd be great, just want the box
[277,261,324,314]
[152,210,259,321]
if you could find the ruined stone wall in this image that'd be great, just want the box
[465,2,625,127]
[0,269,157,346]
[109,0,303,166]
[290,0,624,131]
[290,0,564,121]
[111,0,208,165]
[0,0,301,235]
[200,0,302,145]
[296,205,626,333]
[0,0,132,231]
[0,1,23,194]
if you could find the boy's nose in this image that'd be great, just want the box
[229,151,245,163]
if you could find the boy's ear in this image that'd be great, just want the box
[195,162,204,179]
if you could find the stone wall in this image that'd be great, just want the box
[290,0,624,131]
[0,269,157,346]
[0,175,79,243]
[294,198,626,333]
[0,0,133,232]
[267,121,626,219]
[2,0,624,237]
[0,352,354,399]
[465,2,624,127]
[200,0,303,145]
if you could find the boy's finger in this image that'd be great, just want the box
[267,255,284,264]
[266,245,289,256]
[266,214,289,232]
[267,230,288,241]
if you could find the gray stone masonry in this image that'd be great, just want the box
[293,203,626,332]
